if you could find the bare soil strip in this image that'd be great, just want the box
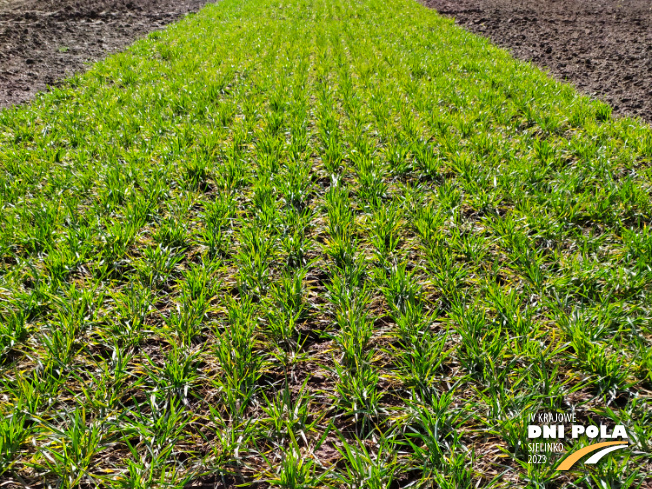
[0,0,212,108]
[423,0,652,123]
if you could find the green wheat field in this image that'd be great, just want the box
[0,0,650,487]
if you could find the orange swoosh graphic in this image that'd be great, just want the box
[556,441,629,471]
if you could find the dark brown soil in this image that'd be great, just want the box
[423,0,652,123]
[0,0,212,108]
